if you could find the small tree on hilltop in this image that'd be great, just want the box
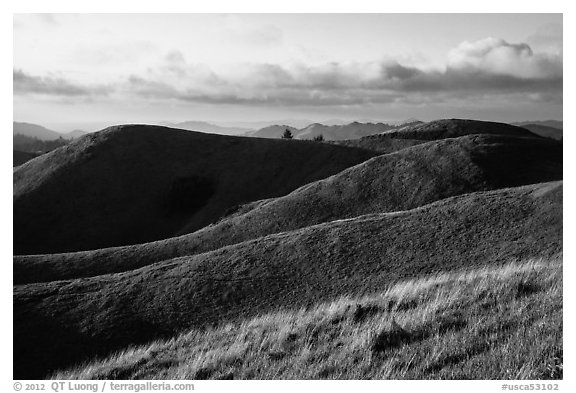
[313,134,324,142]
[282,129,293,139]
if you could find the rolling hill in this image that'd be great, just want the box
[380,119,539,140]
[14,125,377,255]
[332,118,540,154]
[54,259,562,380]
[13,180,563,379]
[14,133,562,284]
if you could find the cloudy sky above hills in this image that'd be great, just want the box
[13,14,562,129]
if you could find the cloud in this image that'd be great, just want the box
[14,37,562,108]
[447,37,562,79]
[13,69,111,97]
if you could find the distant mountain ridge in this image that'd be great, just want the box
[246,125,299,139]
[13,122,88,141]
[248,120,424,141]
[513,124,562,140]
[513,120,562,130]
[13,122,64,140]
[14,119,425,142]
[63,129,88,139]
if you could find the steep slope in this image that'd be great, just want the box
[247,125,299,139]
[13,121,63,140]
[13,150,39,167]
[13,181,562,379]
[14,134,562,284]
[55,259,562,380]
[381,119,539,140]
[515,124,562,141]
[14,125,376,255]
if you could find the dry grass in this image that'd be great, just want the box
[54,258,562,380]
[13,181,562,379]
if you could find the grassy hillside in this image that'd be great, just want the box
[14,134,562,284]
[13,181,562,379]
[54,258,562,380]
[14,125,376,255]
[13,150,40,167]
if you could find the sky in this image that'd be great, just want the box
[13,13,563,131]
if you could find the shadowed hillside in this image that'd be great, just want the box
[54,259,562,380]
[13,181,562,379]
[14,133,562,284]
[14,125,376,255]
[13,150,39,167]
